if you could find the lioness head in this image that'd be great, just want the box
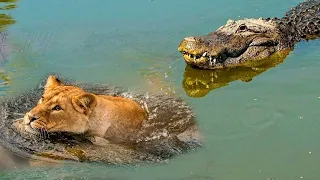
[23,75,97,135]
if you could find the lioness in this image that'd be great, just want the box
[22,75,146,146]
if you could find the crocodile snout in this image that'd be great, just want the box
[178,36,199,53]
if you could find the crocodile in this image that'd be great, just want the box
[178,0,320,69]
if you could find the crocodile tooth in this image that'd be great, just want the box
[209,61,213,66]
[202,52,207,57]
[193,56,196,61]
[213,58,216,64]
[209,56,212,61]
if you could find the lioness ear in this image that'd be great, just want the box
[45,75,62,90]
[72,94,97,115]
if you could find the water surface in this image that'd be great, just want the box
[1,0,320,179]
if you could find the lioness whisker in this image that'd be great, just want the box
[41,128,49,140]
[44,128,49,139]
[46,131,49,139]
[42,129,45,139]
[38,128,43,139]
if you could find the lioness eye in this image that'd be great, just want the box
[52,105,62,111]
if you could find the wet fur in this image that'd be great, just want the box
[23,75,146,144]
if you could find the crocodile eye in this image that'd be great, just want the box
[52,105,62,111]
[238,24,247,31]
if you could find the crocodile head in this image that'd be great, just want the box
[178,18,286,69]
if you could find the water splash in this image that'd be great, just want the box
[0,78,202,166]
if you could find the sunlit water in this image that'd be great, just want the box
[1,0,320,179]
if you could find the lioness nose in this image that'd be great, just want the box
[28,115,38,122]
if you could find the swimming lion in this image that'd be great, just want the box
[22,75,146,146]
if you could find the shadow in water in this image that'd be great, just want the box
[182,50,290,98]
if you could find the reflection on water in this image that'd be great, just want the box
[0,1,17,13]
[0,0,17,92]
[0,14,14,30]
[0,0,18,171]
[182,50,290,98]
[0,0,16,31]
[0,72,8,85]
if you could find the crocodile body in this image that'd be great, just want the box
[178,0,320,69]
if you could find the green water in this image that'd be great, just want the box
[1,0,320,179]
